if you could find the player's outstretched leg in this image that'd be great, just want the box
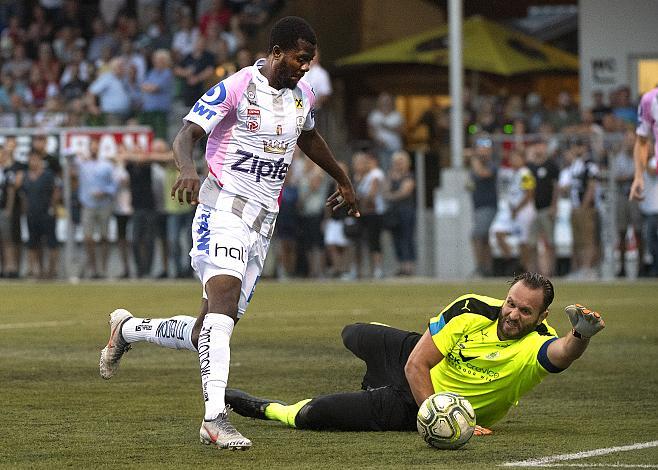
[99,310,197,379]
[227,387,417,432]
[225,388,287,420]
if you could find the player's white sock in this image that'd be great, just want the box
[121,316,196,351]
[198,313,234,421]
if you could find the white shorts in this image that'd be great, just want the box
[189,204,270,318]
[491,204,536,243]
[324,219,349,247]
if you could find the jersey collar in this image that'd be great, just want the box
[253,58,293,96]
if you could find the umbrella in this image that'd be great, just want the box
[335,15,578,76]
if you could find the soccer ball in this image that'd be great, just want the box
[416,392,476,450]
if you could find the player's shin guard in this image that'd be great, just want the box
[199,313,234,421]
[121,316,196,351]
[264,399,311,428]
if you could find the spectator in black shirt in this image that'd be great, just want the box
[0,140,19,277]
[124,153,157,278]
[174,36,216,107]
[19,150,59,279]
[467,136,497,277]
[527,140,560,276]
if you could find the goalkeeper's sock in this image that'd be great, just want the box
[264,399,311,428]
[121,316,196,351]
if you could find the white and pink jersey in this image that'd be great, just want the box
[636,87,658,159]
[184,59,316,237]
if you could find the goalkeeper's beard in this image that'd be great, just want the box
[497,313,536,340]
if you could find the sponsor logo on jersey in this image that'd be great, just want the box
[246,108,260,132]
[458,349,479,362]
[231,150,289,182]
[296,116,304,135]
[192,102,218,120]
[200,82,227,106]
[263,139,288,155]
[295,97,303,109]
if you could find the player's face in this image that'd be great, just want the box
[497,282,547,340]
[272,39,315,89]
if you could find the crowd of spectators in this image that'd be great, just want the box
[0,1,653,281]
[457,86,652,280]
[0,0,283,131]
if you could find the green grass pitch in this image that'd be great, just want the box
[1,279,657,469]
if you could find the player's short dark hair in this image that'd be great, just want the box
[510,272,554,312]
[269,16,317,52]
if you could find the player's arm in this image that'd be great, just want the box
[546,304,605,370]
[297,128,360,217]
[171,121,205,205]
[405,329,444,406]
[629,135,650,201]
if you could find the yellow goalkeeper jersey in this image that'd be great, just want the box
[428,293,560,427]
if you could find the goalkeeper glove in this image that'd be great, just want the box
[565,304,605,339]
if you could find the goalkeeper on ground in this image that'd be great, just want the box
[225,272,605,433]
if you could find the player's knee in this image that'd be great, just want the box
[341,323,364,351]
[294,399,326,430]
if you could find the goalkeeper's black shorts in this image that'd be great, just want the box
[295,322,422,431]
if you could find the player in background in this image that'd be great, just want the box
[224,273,604,434]
[629,86,658,201]
[99,16,359,450]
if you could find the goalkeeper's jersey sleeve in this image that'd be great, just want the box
[427,294,559,427]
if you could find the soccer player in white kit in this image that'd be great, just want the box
[629,86,658,201]
[99,17,360,450]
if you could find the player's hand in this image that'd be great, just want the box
[326,184,360,217]
[473,425,493,436]
[171,167,200,205]
[629,176,644,201]
[565,304,605,339]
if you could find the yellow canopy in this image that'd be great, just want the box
[335,15,578,76]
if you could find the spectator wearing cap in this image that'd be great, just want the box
[77,137,117,278]
[139,49,173,140]
[87,58,132,125]
[467,136,497,277]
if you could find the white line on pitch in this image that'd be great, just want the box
[533,465,658,468]
[500,440,658,467]
[0,320,78,330]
